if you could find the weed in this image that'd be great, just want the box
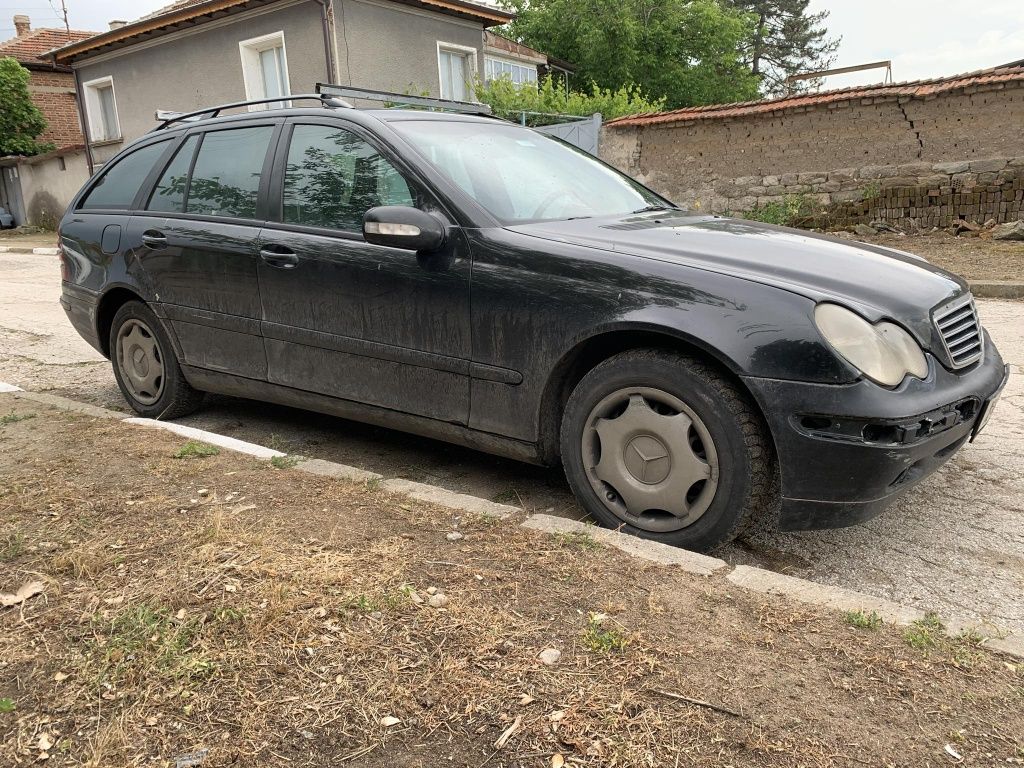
[742,194,819,227]
[903,612,944,650]
[844,610,883,630]
[1,531,24,561]
[492,487,519,504]
[366,477,383,491]
[346,593,376,612]
[582,613,629,653]
[213,607,246,624]
[0,411,35,426]
[90,604,216,686]
[270,454,300,470]
[173,441,220,459]
[0,697,14,713]
[862,181,882,200]
[555,530,601,550]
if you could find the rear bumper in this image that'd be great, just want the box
[60,282,105,357]
[743,333,1008,531]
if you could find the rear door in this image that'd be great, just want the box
[257,117,472,422]
[127,121,280,380]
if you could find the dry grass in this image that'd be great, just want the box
[1,399,1022,767]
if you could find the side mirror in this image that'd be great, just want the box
[363,206,446,252]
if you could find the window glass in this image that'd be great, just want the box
[186,126,273,219]
[147,134,199,213]
[438,49,469,100]
[282,124,414,231]
[80,140,170,210]
[485,58,537,86]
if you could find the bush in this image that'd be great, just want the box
[741,194,820,227]
[474,75,664,125]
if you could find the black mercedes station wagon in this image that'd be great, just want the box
[59,95,1009,551]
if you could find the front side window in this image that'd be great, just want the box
[186,126,274,219]
[79,140,170,210]
[282,124,414,232]
[391,120,668,224]
[83,77,120,142]
[239,32,290,109]
[437,44,475,101]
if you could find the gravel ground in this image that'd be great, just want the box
[1,250,1021,638]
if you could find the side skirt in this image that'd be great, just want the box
[181,365,546,466]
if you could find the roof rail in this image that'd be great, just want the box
[316,83,493,116]
[150,93,353,132]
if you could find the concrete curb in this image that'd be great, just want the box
[522,514,728,576]
[2,381,1019,660]
[0,246,59,255]
[969,280,1024,300]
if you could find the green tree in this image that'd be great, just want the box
[0,57,52,156]
[502,0,761,109]
[475,75,665,123]
[726,0,839,94]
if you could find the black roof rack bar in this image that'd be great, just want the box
[316,83,492,116]
[150,93,353,132]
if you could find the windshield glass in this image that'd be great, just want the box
[389,119,673,224]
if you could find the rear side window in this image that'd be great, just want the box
[147,134,199,213]
[79,140,170,210]
[282,124,414,231]
[186,126,274,219]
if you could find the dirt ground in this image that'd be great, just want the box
[837,230,1024,282]
[0,230,58,248]
[1,398,1023,768]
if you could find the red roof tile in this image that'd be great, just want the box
[0,27,96,67]
[608,66,1024,128]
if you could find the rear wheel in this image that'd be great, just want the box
[109,300,204,419]
[559,349,775,551]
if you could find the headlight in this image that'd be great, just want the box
[814,303,928,387]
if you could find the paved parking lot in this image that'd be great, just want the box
[2,250,1021,635]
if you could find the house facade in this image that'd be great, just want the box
[0,15,96,226]
[50,0,559,168]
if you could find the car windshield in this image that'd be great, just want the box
[390,119,673,225]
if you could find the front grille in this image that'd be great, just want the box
[933,295,983,368]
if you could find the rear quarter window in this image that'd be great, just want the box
[79,140,171,210]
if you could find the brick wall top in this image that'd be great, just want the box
[608,66,1024,128]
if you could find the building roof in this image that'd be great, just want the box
[608,65,1024,128]
[50,0,514,65]
[0,26,95,70]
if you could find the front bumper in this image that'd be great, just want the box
[742,333,1008,531]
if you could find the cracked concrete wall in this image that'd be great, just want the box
[600,80,1024,226]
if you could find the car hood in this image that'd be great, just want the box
[508,213,966,337]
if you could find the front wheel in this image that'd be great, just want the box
[559,349,776,551]
[109,300,204,419]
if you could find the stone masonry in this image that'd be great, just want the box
[600,69,1024,228]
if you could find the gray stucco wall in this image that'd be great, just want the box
[73,0,486,164]
[334,0,483,97]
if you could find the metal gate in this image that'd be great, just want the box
[534,113,602,155]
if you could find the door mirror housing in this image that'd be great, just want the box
[363,206,446,252]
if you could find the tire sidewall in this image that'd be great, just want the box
[109,301,182,418]
[561,354,755,550]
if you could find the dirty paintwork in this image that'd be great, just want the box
[58,108,1006,532]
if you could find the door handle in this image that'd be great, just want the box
[141,230,167,248]
[259,247,299,269]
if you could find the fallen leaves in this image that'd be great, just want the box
[0,580,45,608]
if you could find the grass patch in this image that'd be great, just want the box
[555,530,602,550]
[581,613,629,654]
[903,612,944,650]
[173,441,220,459]
[270,454,300,470]
[0,411,35,426]
[90,604,216,687]
[365,477,383,491]
[0,697,14,713]
[1,532,24,562]
[492,487,520,504]
[741,194,819,227]
[844,610,883,630]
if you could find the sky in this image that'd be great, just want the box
[1,0,1023,90]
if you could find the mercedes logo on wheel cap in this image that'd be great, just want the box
[623,435,671,484]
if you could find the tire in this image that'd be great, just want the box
[559,349,776,551]
[109,300,204,419]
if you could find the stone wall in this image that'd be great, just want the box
[600,76,1024,228]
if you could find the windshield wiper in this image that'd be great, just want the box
[630,205,681,215]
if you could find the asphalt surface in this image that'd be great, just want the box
[1,251,1021,636]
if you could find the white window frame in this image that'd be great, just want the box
[484,55,539,87]
[436,41,478,102]
[238,31,291,110]
[82,76,121,143]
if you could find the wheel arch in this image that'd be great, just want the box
[95,286,148,358]
[536,325,775,465]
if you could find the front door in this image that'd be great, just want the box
[257,120,471,423]
[128,123,279,380]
